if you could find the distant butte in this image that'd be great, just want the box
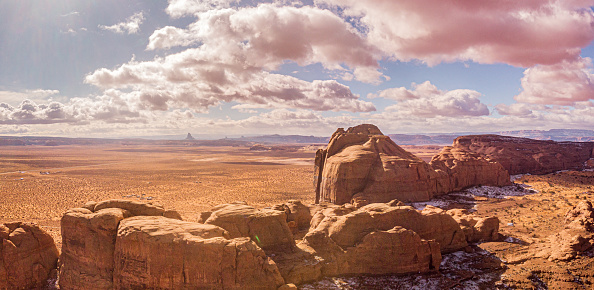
[185,133,195,140]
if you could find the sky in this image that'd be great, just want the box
[1,0,594,138]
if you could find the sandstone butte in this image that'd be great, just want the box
[314,124,511,205]
[314,124,594,206]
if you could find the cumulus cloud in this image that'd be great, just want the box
[147,4,382,83]
[87,43,376,113]
[372,81,490,117]
[99,12,144,34]
[319,0,594,67]
[515,57,594,105]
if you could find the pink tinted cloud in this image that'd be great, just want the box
[320,0,594,67]
[148,4,382,82]
[88,7,380,115]
[515,57,594,105]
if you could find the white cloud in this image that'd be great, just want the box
[147,4,383,83]
[515,57,594,105]
[372,81,490,117]
[99,12,145,34]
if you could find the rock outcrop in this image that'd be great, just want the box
[59,200,182,290]
[445,208,500,243]
[306,201,468,254]
[314,124,511,205]
[59,199,502,288]
[451,135,594,175]
[201,202,296,252]
[546,201,594,261]
[114,216,284,289]
[0,222,59,289]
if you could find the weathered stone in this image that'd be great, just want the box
[452,135,594,175]
[59,200,181,289]
[59,208,131,290]
[0,222,58,289]
[94,199,172,217]
[273,200,312,233]
[315,124,511,205]
[309,202,467,253]
[446,208,501,243]
[114,216,284,290]
[299,203,443,278]
[204,203,295,251]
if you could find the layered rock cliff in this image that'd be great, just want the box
[451,135,594,175]
[314,124,511,205]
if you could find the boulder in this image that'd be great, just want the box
[0,222,59,289]
[114,216,284,289]
[305,201,467,254]
[531,201,594,261]
[297,201,445,279]
[272,200,312,234]
[446,208,501,243]
[59,207,132,290]
[59,200,181,290]
[204,203,295,252]
[451,135,594,175]
[314,124,511,205]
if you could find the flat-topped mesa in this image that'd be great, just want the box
[315,124,511,205]
[451,135,594,175]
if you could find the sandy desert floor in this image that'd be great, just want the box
[3,144,594,288]
[0,144,319,248]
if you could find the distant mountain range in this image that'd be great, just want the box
[1,129,593,146]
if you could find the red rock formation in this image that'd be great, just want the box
[307,201,468,254]
[201,202,296,252]
[0,222,58,289]
[451,135,594,175]
[315,124,511,204]
[59,200,182,290]
[114,216,284,289]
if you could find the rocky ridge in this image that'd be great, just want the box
[453,134,594,175]
[50,198,501,289]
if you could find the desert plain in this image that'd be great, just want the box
[2,142,594,288]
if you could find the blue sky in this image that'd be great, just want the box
[1,0,594,137]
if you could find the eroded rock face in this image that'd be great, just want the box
[114,216,284,290]
[445,208,501,243]
[59,200,182,290]
[202,202,296,252]
[307,201,467,254]
[548,201,594,261]
[272,200,312,234]
[0,222,59,289]
[289,200,449,282]
[452,135,594,175]
[314,124,510,204]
